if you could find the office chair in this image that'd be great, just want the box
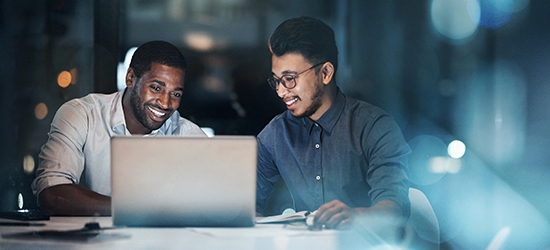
[402,187,440,250]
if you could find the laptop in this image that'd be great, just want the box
[110,135,257,227]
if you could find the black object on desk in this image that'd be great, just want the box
[2,221,130,243]
[0,209,50,221]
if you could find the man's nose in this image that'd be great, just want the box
[276,83,289,98]
[157,92,171,109]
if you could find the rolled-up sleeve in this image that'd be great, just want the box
[31,101,88,197]
[364,114,411,218]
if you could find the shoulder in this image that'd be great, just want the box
[174,115,207,136]
[344,95,388,120]
[339,95,404,138]
[258,111,296,137]
[60,92,119,114]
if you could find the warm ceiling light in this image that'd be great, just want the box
[34,102,48,120]
[57,70,72,88]
[184,32,215,52]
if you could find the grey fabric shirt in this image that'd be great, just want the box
[31,89,206,197]
[256,88,411,217]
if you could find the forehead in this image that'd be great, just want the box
[271,53,309,75]
[142,63,185,89]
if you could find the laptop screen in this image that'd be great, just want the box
[110,135,257,227]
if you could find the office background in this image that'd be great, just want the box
[1,0,549,249]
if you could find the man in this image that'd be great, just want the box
[256,17,411,230]
[32,41,206,216]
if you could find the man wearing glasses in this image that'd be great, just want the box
[256,17,411,232]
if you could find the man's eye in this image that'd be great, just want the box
[283,75,296,81]
[172,92,182,98]
[150,85,161,92]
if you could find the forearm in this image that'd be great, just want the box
[355,200,406,224]
[38,184,111,216]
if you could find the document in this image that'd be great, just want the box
[256,210,317,225]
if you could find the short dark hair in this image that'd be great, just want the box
[268,16,338,73]
[129,40,187,78]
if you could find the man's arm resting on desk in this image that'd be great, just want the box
[312,199,405,230]
[38,184,111,216]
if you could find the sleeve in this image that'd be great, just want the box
[363,113,411,218]
[31,101,89,198]
[255,131,282,215]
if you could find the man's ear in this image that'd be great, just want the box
[321,62,335,85]
[126,68,135,88]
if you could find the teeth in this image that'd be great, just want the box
[285,98,298,105]
[148,106,165,117]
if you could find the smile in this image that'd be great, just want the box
[285,97,298,106]
[148,106,166,117]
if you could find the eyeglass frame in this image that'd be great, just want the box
[267,61,327,90]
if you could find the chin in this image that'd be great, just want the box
[291,112,307,118]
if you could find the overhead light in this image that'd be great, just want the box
[184,32,215,52]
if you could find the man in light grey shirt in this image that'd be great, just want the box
[32,41,206,216]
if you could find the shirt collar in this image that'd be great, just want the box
[111,89,127,135]
[302,88,345,134]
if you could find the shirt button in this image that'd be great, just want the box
[315,144,320,149]
[316,176,321,181]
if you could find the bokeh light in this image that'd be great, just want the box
[282,208,295,215]
[23,155,35,174]
[117,47,138,91]
[478,0,514,29]
[430,0,480,40]
[23,154,35,175]
[430,156,462,174]
[34,102,48,120]
[453,60,526,166]
[18,193,24,210]
[57,70,72,88]
[185,32,215,52]
[448,140,466,158]
[408,135,447,185]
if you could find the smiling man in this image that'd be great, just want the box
[32,41,206,216]
[256,17,411,231]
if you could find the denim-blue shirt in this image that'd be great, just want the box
[256,88,411,217]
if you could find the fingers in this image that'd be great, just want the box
[313,200,354,230]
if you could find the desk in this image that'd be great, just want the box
[0,217,378,249]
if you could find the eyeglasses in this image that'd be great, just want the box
[267,61,326,90]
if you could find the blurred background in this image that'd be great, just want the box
[1,0,549,249]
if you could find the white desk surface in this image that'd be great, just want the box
[0,216,377,250]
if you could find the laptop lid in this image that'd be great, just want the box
[111,135,257,227]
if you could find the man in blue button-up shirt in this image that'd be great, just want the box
[256,17,411,230]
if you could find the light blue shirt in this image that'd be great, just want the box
[32,89,206,197]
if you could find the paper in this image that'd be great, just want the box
[256,211,312,224]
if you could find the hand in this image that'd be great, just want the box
[312,200,356,230]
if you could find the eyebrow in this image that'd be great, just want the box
[271,70,298,77]
[152,80,184,92]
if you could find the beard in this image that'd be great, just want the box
[129,86,162,131]
[297,82,324,118]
